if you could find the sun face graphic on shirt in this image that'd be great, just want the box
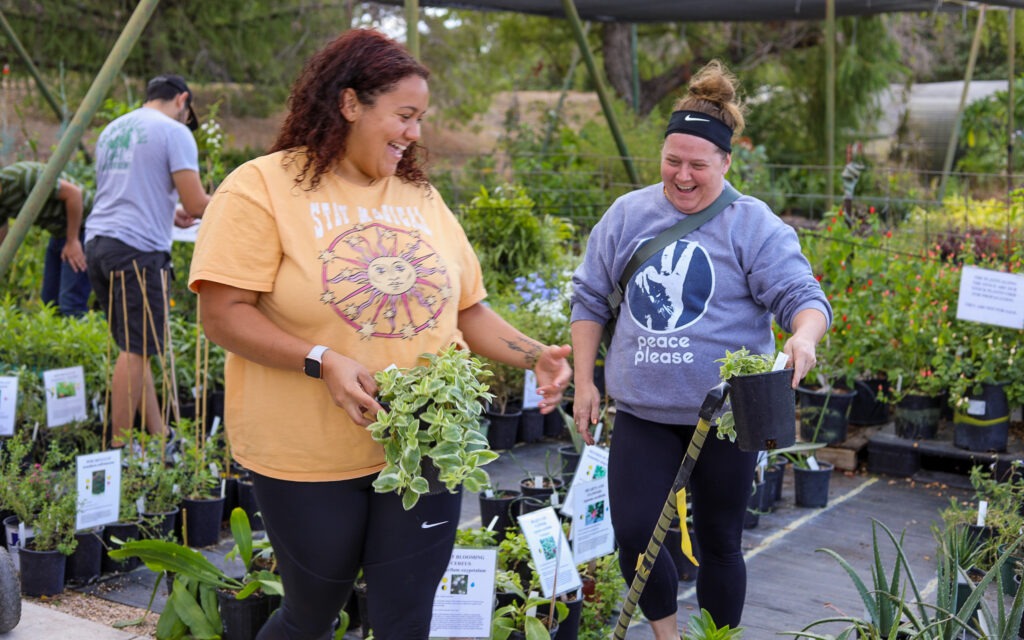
[319,223,450,340]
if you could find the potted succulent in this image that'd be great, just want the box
[368,345,499,510]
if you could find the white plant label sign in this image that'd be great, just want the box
[517,506,582,598]
[0,376,17,436]
[76,449,121,530]
[428,547,497,638]
[42,365,87,427]
[568,477,615,564]
[560,444,609,517]
[956,265,1024,329]
[522,369,542,409]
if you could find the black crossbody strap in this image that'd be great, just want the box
[605,183,740,315]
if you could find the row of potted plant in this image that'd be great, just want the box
[796,199,1024,415]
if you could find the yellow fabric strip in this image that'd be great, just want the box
[676,487,699,567]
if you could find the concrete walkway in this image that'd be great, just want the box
[1,601,144,639]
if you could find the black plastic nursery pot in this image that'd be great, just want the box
[893,393,942,439]
[217,589,281,640]
[796,386,856,445]
[66,527,104,585]
[485,407,521,451]
[181,496,226,548]
[849,377,890,426]
[793,462,834,508]
[728,369,796,452]
[953,382,1010,453]
[19,546,65,597]
[101,520,141,574]
[518,407,545,444]
[478,490,521,536]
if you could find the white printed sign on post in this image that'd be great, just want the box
[43,365,87,428]
[956,265,1024,329]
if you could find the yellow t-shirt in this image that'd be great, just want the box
[188,151,486,481]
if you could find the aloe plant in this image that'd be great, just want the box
[367,345,498,510]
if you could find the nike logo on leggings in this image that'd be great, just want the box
[421,520,449,529]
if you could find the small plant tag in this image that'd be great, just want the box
[806,456,820,471]
[533,474,544,488]
[484,488,494,498]
[209,416,221,438]
[136,497,146,514]
[486,515,498,531]
[977,500,988,526]
[772,352,789,371]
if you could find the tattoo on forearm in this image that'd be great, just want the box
[500,337,543,368]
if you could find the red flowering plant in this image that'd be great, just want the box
[797,206,896,390]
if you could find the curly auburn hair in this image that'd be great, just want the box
[270,29,431,190]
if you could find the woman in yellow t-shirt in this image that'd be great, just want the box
[188,29,571,640]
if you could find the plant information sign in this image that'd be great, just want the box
[0,376,16,436]
[956,265,1024,329]
[567,478,615,564]
[42,365,87,427]
[75,450,121,530]
[518,507,582,598]
[429,547,497,639]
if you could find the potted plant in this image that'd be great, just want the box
[491,585,568,640]
[109,507,283,639]
[368,345,499,510]
[714,348,795,452]
[175,417,226,548]
[18,465,79,597]
[770,442,830,508]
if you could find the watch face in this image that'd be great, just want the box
[304,358,321,379]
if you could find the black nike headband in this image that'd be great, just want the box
[665,110,733,153]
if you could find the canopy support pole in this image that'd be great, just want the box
[826,0,836,212]
[939,5,987,201]
[561,0,641,187]
[405,0,420,59]
[1008,9,1015,180]
[0,0,161,280]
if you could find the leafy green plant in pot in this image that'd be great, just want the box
[491,584,568,640]
[368,345,499,510]
[109,507,283,639]
[714,348,795,451]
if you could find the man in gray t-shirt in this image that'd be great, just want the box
[85,74,211,449]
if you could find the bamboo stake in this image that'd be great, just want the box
[100,271,115,450]
[118,269,136,451]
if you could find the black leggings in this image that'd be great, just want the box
[608,410,755,627]
[251,472,461,640]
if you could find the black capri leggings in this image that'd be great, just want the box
[251,472,461,640]
[608,410,756,628]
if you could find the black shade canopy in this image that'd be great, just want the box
[375,1,1024,22]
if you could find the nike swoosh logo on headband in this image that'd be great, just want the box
[684,114,710,122]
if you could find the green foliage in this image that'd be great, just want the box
[683,608,743,639]
[174,418,223,500]
[457,184,571,294]
[789,518,1024,640]
[110,508,283,640]
[368,346,497,510]
[491,590,568,640]
[577,553,626,640]
[454,526,498,548]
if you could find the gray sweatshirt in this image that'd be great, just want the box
[571,182,832,425]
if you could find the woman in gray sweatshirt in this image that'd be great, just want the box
[570,60,831,637]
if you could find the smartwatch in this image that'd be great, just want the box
[304,345,330,379]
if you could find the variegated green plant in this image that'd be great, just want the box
[368,345,498,510]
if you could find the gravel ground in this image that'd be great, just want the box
[29,591,158,638]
